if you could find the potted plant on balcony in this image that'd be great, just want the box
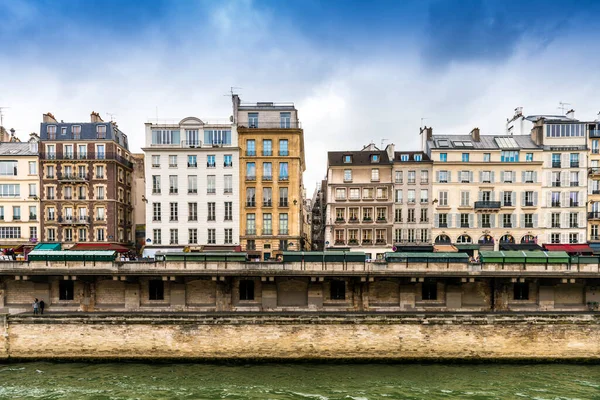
[362,239,372,245]
[335,217,345,223]
[376,217,387,223]
[363,216,372,223]
[349,217,358,223]
[348,239,359,245]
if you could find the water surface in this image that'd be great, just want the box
[1,362,599,399]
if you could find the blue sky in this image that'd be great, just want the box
[1,0,600,190]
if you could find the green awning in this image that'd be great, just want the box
[33,243,61,251]
[455,244,480,250]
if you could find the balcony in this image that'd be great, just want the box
[262,175,272,181]
[591,168,600,176]
[552,161,561,168]
[279,175,289,182]
[278,151,288,156]
[376,217,387,223]
[279,201,289,207]
[263,201,273,207]
[474,201,501,210]
[552,201,561,207]
[58,173,88,182]
[245,175,256,181]
[239,121,302,129]
[262,151,272,156]
[245,151,256,156]
[589,212,600,220]
[335,218,345,224]
[58,217,90,225]
[246,201,256,207]
[570,181,579,187]
[245,229,256,235]
[571,162,580,168]
[207,163,216,168]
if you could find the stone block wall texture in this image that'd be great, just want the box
[2,314,600,361]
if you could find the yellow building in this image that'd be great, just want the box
[0,135,41,254]
[233,95,305,260]
[588,121,600,243]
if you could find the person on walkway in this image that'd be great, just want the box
[33,298,39,315]
[39,300,45,315]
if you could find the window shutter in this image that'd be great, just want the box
[533,171,538,183]
[478,191,483,201]
[589,184,593,195]
[511,213,516,228]
[545,171,552,185]
[434,213,439,228]
[469,171,473,183]
[545,213,551,228]
[490,171,495,183]
[447,171,451,183]
[469,213,474,228]
[579,232,585,244]
[521,171,526,183]
[520,214,525,228]
[534,192,538,206]
[477,214,482,228]
[512,171,516,183]
[562,212,568,229]
[533,214,538,228]
[479,171,483,183]
[501,171,506,183]
[561,233,568,244]
[521,192,526,207]
[546,192,551,207]
[580,191,584,206]
[490,214,496,228]
[562,153,569,166]
[500,191,504,204]
[579,212,584,228]
[512,191,517,205]
[447,214,453,228]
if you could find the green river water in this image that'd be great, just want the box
[1,362,599,399]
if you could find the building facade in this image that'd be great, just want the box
[425,127,544,251]
[588,119,600,244]
[0,137,40,252]
[310,180,326,251]
[234,95,305,260]
[142,117,239,252]
[131,153,146,252]
[325,144,394,260]
[39,112,133,246]
[392,151,433,248]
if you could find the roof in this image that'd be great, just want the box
[70,243,130,253]
[328,150,391,166]
[393,151,431,163]
[40,121,129,149]
[0,142,37,156]
[428,135,541,150]
[524,115,579,123]
[543,244,593,254]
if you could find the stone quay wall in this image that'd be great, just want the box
[1,313,600,361]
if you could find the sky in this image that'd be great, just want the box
[1,0,600,194]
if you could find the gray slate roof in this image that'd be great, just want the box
[428,135,541,150]
[0,142,37,156]
[328,150,391,166]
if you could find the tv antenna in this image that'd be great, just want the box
[225,86,243,97]
[558,101,571,115]
[0,106,9,127]
[106,112,117,122]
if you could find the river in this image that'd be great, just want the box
[1,362,599,399]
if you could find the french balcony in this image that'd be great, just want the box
[362,217,373,223]
[239,121,302,129]
[503,202,513,207]
[335,218,345,224]
[262,175,273,181]
[590,130,600,138]
[245,201,256,207]
[376,217,387,223]
[245,151,256,156]
[552,181,561,187]
[593,189,600,195]
[348,239,359,246]
[262,151,272,156]
[570,201,579,207]
[245,175,256,182]
[245,229,256,235]
[207,163,216,168]
[187,163,197,168]
[263,201,273,207]
[590,235,600,241]
[279,175,289,182]
[590,168,600,176]
[262,230,273,236]
[571,181,580,187]
[361,240,372,245]
[224,162,233,167]
[279,201,289,207]
[460,223,469,228]
[58,173,88,183]
[334,240,345,245]
[552,162,561,168]
[571,162,580,168]
[348,217,359,224]
[552,201,561,207]
[375,239,387,245]
[279,229,289,235]
[589,212,600,220]
[278,151,289,156]
[474,201,501,210]
[524,223,534,228]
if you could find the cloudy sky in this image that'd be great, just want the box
[1,0,600,192]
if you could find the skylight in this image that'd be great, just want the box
[495,137,519,149]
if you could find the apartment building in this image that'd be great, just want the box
[391,151,433,248]
[39,112,133,246]
[131,153,146,252]
[310,180,326,251]
[588,118,600,245]
[0,136,40,252]
[424,127,544,251]
[325,144,394,260]
[234,95,306,260]
[142,117,239,252]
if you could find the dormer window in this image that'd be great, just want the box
[371,154,380,163]
[400,154,409,161]
[96,125,107,139]
[414,154,422,162]
[47,125,57,139]
[72,125,81,139]
[344,155,352,163]
[61,127,67,135]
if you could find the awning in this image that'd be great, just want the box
[500,243,543,251]
[455,244,480,250]
[589,243,600,254]
[433,244,458,252]
[393,245,434,252]
[34,243,61,251]
[70,243,131,253]
[543,244,594,255]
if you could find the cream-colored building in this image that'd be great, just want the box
[0,136,40,252]
[588,119,600,245]
[424,127,544,251]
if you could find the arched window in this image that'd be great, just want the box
[521,235,537,244]
[456,234,472,244]
[478,235,494,245]
[500,234,515,244]
[435,234,451,244]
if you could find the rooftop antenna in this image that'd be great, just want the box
[106,112,117,122]
[0,106,9,127]
[558,101,571,115]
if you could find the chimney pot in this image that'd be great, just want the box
[470,127,480,142]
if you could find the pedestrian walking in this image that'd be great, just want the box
[39,300,45,315]
[33,298,39,315]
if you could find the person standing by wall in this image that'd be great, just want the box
[32,298,39,315]
[39,299,45,315]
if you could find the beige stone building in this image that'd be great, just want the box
[0,137,41,253]
[233,95,306,260]
[325,144,394,260]
[130,154,146,252]
[425,127,544,251]
[589,120,600,245]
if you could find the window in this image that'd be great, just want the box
[152,176,161,194]
[96,125,107,139]
[246,188,256,207]
[263,140,272,156]
[460,213,469,228]
[29,206,36,220]
[501,151,519,162]
[394,209,402,223]
[552,213,561,228]
[439,153,447,162]
[224,228,233,244]
[460,191,470,207]
[148,280,164,301]
[46,186,55,200]
[395,189,403,203]
[0,226,20,238]
[187,155,197,168]
[462,153,469,162]
[169,175,178,194]
[246,214,256,235]
[207,202,216,221]
[189,229,198,244]
[569,233,579,244]
[551,233,560,243]
[262,162,272,180]
[96,165,104,178]
[483,153,491,162]
[349,188,360,200]
[47,125,57,138]
[363,188,374,200]
[0,184,20,197]
[407,171,416,184]
[414,154,422,162]
[422,281,437,300]
[524,214,533,228]
[371,169,379,181]
[246,140,256,156]
[185,129,199,146]
[344,170,352,182]
[224,175,233,194]
[279,140,288,156]
[96,228,105,241]
[207,155,216,168]
[59,280,74,301]
[248,112,259,128]
[407,190,416,204]
[170,202,178,221]
[207,228,216,244]
[421,170,429,184]
[570,171,579,187]
[570,212,579,228]
[224,154,233,167]
[502,214,512,228]
[263,187,272,207]
[207,175,216,194]
[552,153,561,168]
[481,214,491,228]
[224,202,233,221]
[279,213,288,235]
[29,184,36,198]
[570,153,580,168]
[439,171,448,183]
[96,207,105,221]
[240,280,255,301]
[336,188,346,200]
[330,280,345,300]
[30,226,38,240]
[12,206,20,221]
[503,171,514,183]
[78,166,86,179]
[503,191,513,206]
[204,129,231,145]
[439,191,448,206]
[419,189,428,204]
[371,154,380,163]
[263,214,272,235]
[151,129,179,145]
[63,145,73,159]
[188,175,197,194]
[188,202,198,221]
[47,228,56,241]
[279,162,289,180]
[278,112,292,128]
[153,203,161,222]
[245,162,258,181]
[344,155,352,163]
[513,282,529,300]
[570,191,579,207]
[47,165,55,179]
[28,161,36,175]
[525,153,533,162]
[96,144,105,159]
[169,155,177,167]
[438,213,448,228]
[395,171,403,183]
[170,229,178,244]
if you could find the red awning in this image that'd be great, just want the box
[544,244,594,254]
[69,243,131,253]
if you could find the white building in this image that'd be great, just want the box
[142,117,239,254]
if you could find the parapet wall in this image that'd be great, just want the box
[2,313,600,361]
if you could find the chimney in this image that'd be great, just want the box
[470,127,480,142]
[514,107,523,117]
[566,109,575,119]
[90,111,104,123]
[385,143,395,161]
[43,112,57,123]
